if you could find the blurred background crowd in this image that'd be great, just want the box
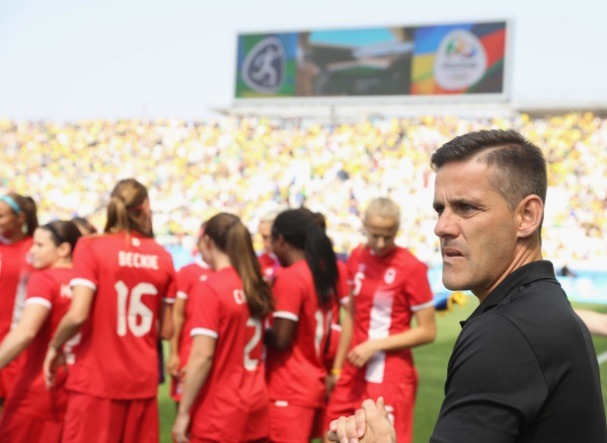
[1,111,605,269]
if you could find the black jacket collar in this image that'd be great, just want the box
[461,261,558,328]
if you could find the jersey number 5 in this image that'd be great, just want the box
[115,281,158,337]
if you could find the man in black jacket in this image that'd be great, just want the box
[328,129,607,443]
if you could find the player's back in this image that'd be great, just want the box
[188,266,268,440]
[266,260,335,408]
[67,232,176,399]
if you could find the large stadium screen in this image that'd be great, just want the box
[235,21,507,100]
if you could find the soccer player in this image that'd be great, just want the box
[325,197,436,443]
[0,220,81,442]
[265,209,340,443]
[0,193,38,413]
[257,209,281,280]
[43,178,176,443]
[172,213,273,443]
[167,225,213,404]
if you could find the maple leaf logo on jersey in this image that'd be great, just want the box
[384,268,396,285]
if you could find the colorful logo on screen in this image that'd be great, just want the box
[242,37,286,94]
[434,30,487,91]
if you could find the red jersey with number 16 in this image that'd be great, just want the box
[66,232,176,399]
[188,266,268,442]
[266,259,336,408]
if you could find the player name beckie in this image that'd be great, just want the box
[118,251,159,270]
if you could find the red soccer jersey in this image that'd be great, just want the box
[188,266,269,441]
[266,260,336,408]
[346,245,434,384]
[0,237,33,341]
[175,259,213,369]
[258,252,279,281]
[66,232,176,399]
[4,267,76,420]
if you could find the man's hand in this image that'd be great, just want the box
[327,397,396,443]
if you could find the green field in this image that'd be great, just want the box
[157,301,607,443]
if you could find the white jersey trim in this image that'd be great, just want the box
[273,311,299,322]
[24,297,52,310]
[411,300,435,312]
[163,297,176,304]
[177,291,188,300]
[70,278,96,291]
[191,327,218,339]
[340,296,351,306]
[331,323,342,332]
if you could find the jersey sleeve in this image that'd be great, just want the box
[70,238,98,291]
[271,268,305,322]
[405,260,434,312]
[176,266,191,300]
[189,282,220,339]
[24,270,54,309]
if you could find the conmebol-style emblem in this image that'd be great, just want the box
[242,36,286,94]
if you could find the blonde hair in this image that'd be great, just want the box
[364,197,401,224]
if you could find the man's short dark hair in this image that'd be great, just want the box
[431,129,547,210]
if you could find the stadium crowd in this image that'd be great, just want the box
[1,116,606,442]
[1,111,606,266]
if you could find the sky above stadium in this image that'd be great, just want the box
[1,0,606,120]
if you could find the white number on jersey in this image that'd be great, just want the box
[115,280,157,337]
[314,309,333,358]
[353,271,365,297]
[244,317,262,370]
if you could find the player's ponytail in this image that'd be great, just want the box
[204,213,273,319]
[272,209,338,306]
[104,178,152,237]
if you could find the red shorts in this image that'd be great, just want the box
[191,438,268,443]
[190,394,269,442]
[325,370,418,443]
[62,392,158,443]
[269,401,319,443]
[0,409,63,443]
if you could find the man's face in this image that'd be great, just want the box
[364,215,398,257]
[433,160,519,301]
[258,221,273,253]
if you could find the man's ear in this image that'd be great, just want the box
[516,195,544,239]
